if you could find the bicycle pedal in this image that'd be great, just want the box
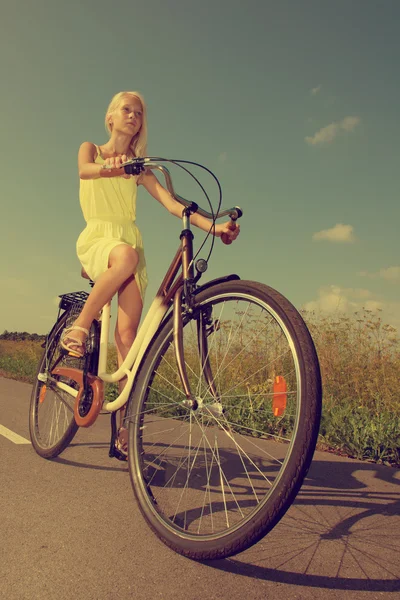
[61,348,83,360]
[109,445,128,462]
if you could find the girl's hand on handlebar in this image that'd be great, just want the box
[103,154,131,178]
[215,221,240,244]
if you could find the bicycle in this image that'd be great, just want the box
[29,157,322,561]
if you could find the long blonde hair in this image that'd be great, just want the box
[105,91,148,157]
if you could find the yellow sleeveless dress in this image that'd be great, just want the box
[76,145,148,301]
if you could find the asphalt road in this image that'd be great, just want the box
[0,377,399,600]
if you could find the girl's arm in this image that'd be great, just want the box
[78,142,128,180]
[139,170,240,240]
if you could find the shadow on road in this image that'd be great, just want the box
[205,458,400,591]
[53,442,128,472]
[49,434,400,591]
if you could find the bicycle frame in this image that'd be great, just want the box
[99,240,186,412]
[51,162,242,423]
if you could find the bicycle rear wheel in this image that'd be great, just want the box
[127,280,322,560]
[29,312,99,459]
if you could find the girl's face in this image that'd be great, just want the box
[110,96,143,137]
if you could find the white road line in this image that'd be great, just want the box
[0,424,31,445]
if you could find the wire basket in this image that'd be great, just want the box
[59,291,89,312]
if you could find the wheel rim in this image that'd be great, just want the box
[33,325,78,450]
[132,291,305,540]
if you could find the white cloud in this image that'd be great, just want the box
[303,285,400,331]
[340,116,360,132]
[306,123,339,145]
[305,115,360,146]
[313,223,356,243]
[310,85,322,95]
[358,266,400,283]
[303,285,360,313]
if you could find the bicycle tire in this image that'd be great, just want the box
[29,311,99,459]
[127,280,322,560]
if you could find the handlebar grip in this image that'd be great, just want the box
[221,220,237,245]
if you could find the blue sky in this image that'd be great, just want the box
[1,0,399,334]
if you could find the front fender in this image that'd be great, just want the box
[194,274,240,296]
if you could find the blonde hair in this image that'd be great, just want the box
[105,91,148,157]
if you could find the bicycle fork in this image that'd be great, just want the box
[173,286,223,418]
[172,203,223,418]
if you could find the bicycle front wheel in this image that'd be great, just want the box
[128,280,322,560]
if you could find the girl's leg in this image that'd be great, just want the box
[64,244,139,351]
[115,273,143,385]
[114,275,143,450]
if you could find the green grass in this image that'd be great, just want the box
[0,338,119,403]
[1,307,399,466]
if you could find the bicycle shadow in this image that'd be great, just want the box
[48,434,400,591]
[52,442,128,473]
[204,456,400,592]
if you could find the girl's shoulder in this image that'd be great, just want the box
[78,141,101,161]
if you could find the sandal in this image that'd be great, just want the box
[114,427,128,461]
[60,325,89,358]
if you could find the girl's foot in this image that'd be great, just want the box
[60,325,89,358]
[114,427,128,461]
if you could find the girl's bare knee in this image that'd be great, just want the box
[108,245,139,276]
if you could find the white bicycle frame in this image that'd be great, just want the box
[97,294,169,411]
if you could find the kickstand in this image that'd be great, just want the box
[108,412,118,458]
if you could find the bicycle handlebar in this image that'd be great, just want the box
[118,157,243,222]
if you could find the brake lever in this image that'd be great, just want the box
[122,162,145,176]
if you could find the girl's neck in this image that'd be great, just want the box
[101,132,134,157]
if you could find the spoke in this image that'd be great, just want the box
[193,300,237,400]
[138,415,190,438]
[47,383,75,412]
[195,303,227,400]
[48,400,62,446]
[231,422,289,460]
[187,319,204,399]
[215,436,229,528]
[141,395,186,413]
[190,411,246,518]
[184,413,193,530]
[212,315,274,383]
[221,347,294,400]
[153,368,187,399]
[212,300,251,380]
[200,409,280,481]
[200,390,297,402]
[206,302,228,399]
[171,416,207,526]
[223,413,295,436]
[144,426,190,485]
[197,415,215,533]
[224,427,260,504]
[157,347,206,399]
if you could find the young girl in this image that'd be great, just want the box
[61,90,240,456]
